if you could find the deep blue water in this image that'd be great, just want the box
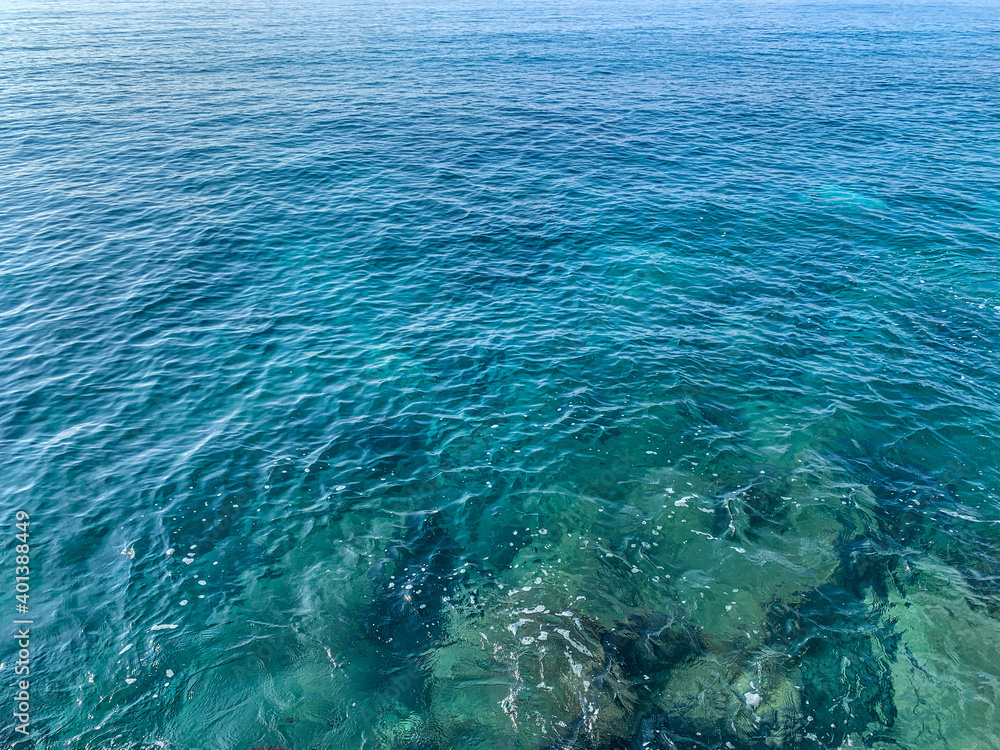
[3,1,1000,748]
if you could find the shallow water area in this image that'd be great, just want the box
[2,0,1000,748]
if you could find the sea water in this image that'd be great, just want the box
[2,0,1000,748]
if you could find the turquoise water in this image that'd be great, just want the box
[3,0,1000,747]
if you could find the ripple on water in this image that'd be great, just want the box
[3,0,1000,748]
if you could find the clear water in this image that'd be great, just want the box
[2,0,1000,748]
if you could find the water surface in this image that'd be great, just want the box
[2,0,1000,748]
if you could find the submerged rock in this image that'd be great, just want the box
[888,561,1000,749]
